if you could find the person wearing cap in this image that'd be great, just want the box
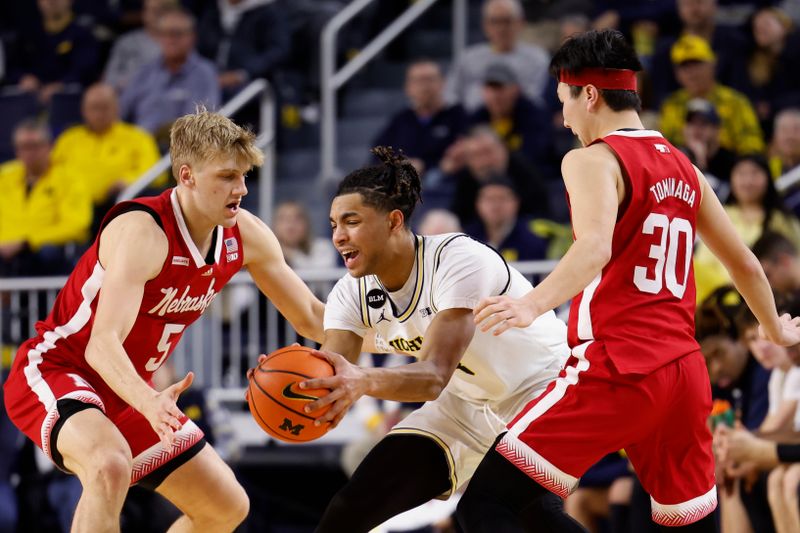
[372,60,467,177]
[660,34,765,156]
[457,28,800,533]
[465,176,549,262]
[445,0,550,112]
[679,98,736,185]
[469,62,554,173]
[649,0,750,107]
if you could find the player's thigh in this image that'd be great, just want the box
[155,443,248,520]
[56,406,133,482]
[626,352,716,525]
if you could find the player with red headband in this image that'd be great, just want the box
[455,29,800,532]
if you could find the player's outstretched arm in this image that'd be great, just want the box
[239,209,325,343]
[695,169,800,346]
[86,211,191,448]
[475,146,620,335]
[303,309,474,427]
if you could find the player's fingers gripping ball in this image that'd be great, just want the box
[247,345,334,442]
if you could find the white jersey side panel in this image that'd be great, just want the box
[324,233,569,403]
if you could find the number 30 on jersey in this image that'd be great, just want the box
[633,213,693,298]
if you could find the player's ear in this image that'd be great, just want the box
[177,164,194,187]
[388,209,405,232]
[584,84,600,111]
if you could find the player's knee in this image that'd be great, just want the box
[226,484,250,526]
[85,448,133,493]
[781,467,800,499]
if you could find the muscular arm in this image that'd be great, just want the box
[239,209,325,343]
[695,170,783,340]
[475,146,620,333]
[305,308,475,427]
[85,211,167,411]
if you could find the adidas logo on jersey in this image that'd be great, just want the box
[202,268,213,276]
[654,143,670,154]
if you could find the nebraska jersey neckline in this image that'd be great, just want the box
[170,188,224,267]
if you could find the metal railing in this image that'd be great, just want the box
[119,79,277,222]
[320,0,467,180]
[0,261,556,386]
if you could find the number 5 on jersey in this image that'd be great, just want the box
[145,323,186,372]
[633,213,693,298]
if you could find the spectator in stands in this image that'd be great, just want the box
[51,83,161,231]
[753,231,800,294]
[103,0,177,92]
[273,200,337,270]
[694,155,800,302]
[8,0,101,104]
[445,0,550,112]
[649,0,750,107]
[464,177,548,261]
[444,126,550,225]
[769,108,800,179]
[0,120,91,276]
[744,7,800,124]
[660,34,765,156]
[416,208,462,235]
[679,98,736,187]
[196,0,290,98]
[119,6,219,137]
[372,60,467,176]
[469,62,553,171]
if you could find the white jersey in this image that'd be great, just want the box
[325,233,569,403]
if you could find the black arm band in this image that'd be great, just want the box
[777,443,800,463]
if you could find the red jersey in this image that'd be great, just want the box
[10,188,243,411]
[567,130,701,374]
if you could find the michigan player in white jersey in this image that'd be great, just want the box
[298,147,570,532]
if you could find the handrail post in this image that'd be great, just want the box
[453,0,467,62]
[258,83,275,223]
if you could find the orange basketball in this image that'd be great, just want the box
[247,345,334,443]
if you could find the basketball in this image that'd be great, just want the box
[247,345,334,443]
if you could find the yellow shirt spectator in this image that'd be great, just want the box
[51,121,162,204]
[660,85,765,156]
[0,160,92,250]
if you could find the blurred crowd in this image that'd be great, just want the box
[2,0,800,531]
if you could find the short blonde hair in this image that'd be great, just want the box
[169,108,264,176]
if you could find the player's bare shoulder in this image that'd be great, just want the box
[236,207,282,267]
[562,143,624,201]
[98,210,168,280]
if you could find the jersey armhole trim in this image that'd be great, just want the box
[97,203,166,272]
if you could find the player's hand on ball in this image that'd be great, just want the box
[244,354,269,401]
[141,371,193,449]
[474,295,537,336]
[300,349,367,429]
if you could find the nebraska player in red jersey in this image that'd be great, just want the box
[3,110,326,532]
[456,30,800,533]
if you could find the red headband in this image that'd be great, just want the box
[558,67,637,91]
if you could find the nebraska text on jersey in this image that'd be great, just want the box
[148,278,218,316]
[649,177,696,207]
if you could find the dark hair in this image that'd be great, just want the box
[549,29,643,112]
[335,146,422,222]
[726,154,786,233]
[696,286,745,341]
[752,231,798,261]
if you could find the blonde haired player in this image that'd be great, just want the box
[299,147,571,532]
[4,109,325,532]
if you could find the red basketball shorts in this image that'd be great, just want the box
[4,340,204,486]
[499,340,716,526]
